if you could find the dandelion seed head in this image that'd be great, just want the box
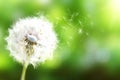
[6,16,58,67]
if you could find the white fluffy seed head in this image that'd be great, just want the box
[6,16,58,67]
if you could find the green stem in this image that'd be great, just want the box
[21,62,28,80]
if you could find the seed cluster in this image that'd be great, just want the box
[24,35,37,56]
[6,17,58,66]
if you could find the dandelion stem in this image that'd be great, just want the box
[21,62,28,80]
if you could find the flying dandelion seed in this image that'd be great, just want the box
[6,16,58,80]
[78,28,82,34]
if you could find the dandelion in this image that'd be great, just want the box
[6,16,58,80]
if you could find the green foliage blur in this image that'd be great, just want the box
[0,0,120,80]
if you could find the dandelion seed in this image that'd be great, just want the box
[78,28,82,34]
[6,16,58,80]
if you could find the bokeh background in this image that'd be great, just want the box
[0,0,120,80]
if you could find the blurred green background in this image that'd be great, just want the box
[0,0,120,80]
